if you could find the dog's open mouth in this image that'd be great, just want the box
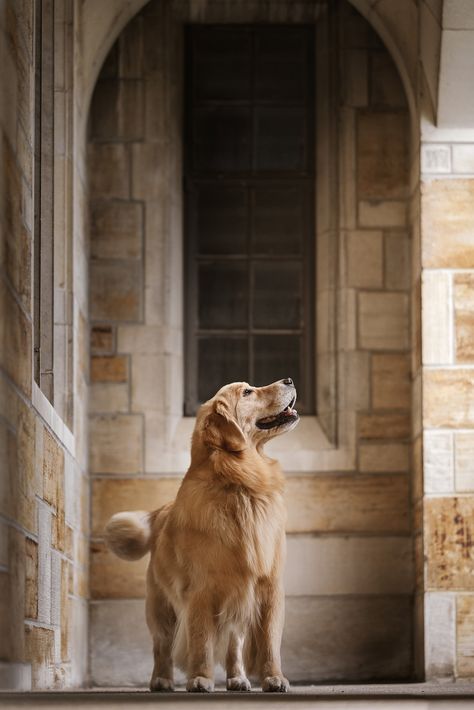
[256,396,299,430]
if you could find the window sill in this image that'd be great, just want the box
[32,382,75,456]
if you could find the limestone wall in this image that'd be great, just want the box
[0,0,89,690]
[87,0,415,685]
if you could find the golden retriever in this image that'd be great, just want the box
[105,378,299,693]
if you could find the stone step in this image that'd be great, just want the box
[2,685,474,710]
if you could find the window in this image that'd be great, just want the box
[184,25,315,415]
[34,0,55,401]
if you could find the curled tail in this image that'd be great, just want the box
[104,510,151,560]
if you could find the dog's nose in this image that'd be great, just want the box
[282,378,293,386]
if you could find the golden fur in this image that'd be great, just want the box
[105,379,299,693]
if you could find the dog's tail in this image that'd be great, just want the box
[104,510,152,560]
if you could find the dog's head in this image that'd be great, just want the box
[194,379,299,455]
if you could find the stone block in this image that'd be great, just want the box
[345,351,370,411]
[425,592,455,679]
[87,144,129,199]
[357,112,408,199]
[90,260,143,322]
[455,432,474,491]
[130,354,164,412]
[89,415,143,475]
[89,596,411,686]
[0,573,10,660]
[424,431,454,494]
[10,400,36,533]
[422,179,474,268]
[371,353,411,410]
[358,292,409,350]
[370,51,406,107]
[285,474,410,534]
[454,273,474,362]
[91,477,181,536]
[89,383,129,414]
[343,50,368,107]
[358,200,406,228]
[90,325,114,355]
[283,596,411,681]
[25,537,38,620]
[359,442,409,473]
[422,271,452,365]
[421,144,451,174]
[43,428,65,511]
[457,595,474,677]
[423,368,474,428]
[90,201,143,260]
[8,529,26,661]
[90,79,144,142]
[131,144,165,201]
[452,144,474,174]
[0,281,32,398]
[346,230,383,288]
[61,559,69,662]
[425,496,474,590]
[90,541,148,599]
[285,535,413,596]
[384,231,410,290]
[119,14,144,79]
[24,626,55,690]
[90,356,128,383]
[358,413,410,439]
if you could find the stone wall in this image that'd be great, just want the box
[419,141,474,679]
[88,0,415,685]
[0,0,89,690]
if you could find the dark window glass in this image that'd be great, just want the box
[196,186,247,254]
[185,26,314,415]
[198,337,249,402]
[254,335,301,388]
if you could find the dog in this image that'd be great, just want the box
[105,378,299,693]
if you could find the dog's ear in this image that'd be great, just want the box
[203,397,246,453]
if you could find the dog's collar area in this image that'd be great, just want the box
[255,395,298,430]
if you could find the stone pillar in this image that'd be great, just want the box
[420,141,474,680]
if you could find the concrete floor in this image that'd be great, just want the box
[2,685,474,709]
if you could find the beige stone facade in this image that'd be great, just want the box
[1,0,474,691]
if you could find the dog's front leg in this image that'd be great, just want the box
[185,594,215,692]
[257,579,290,693]
[226,631,251,691]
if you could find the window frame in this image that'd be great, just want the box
[184,24,315,416]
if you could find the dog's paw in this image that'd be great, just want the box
[150,677,174,692]
[262,675,290,693]
[226,675,251,692]
[186,676,214,692]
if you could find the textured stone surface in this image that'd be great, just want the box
[359,442,409,473]
[90,260,143,322]
[422,179,474,268]
[357,112,408,199]
[358,200,406,228]
[89,596,412,685]
[424,431,454,494]
[90,201,143,260]
[425,592,455,679]
[358,293,409,350]
[90,326,114,355]
[359,413,410,439]
[425,496,474,590]
[457,595,474,677]
[88,144,130,199]
[455,433,474,491]
[90,356,128,383]
[91,473,410,536]
[89,383,129,414]
[422,271,452,365]
[346,230,383,288]
[89,415,143,474]
[371,353,411,410]
[424,369,474,428]
[454,273,474,362]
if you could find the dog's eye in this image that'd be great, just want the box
[243,388,253,397]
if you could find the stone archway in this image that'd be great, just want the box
[85,0,418,686]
